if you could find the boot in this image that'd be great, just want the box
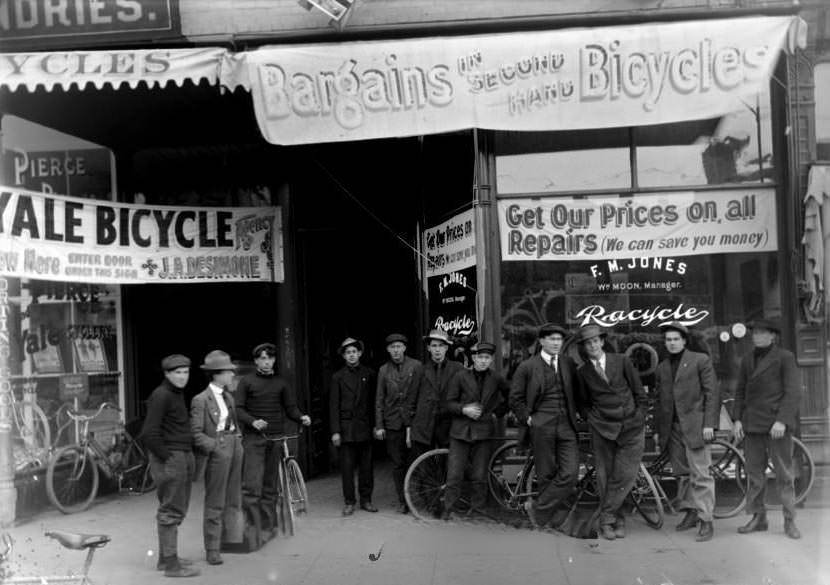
[164,559,201,578]
[156,556,194,571]
[696,521,714,542]
[206,550,224,565]
[676,510,699,531]
[784,518,802,540]
[613,518,626,539]
[737,513,768,534]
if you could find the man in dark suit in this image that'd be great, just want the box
[653,322,718,542]
[443,342,509,518]
[406,329,464,459]
[733,319,802,539]
[576,325,647,540]
[191,350,243,566]
[330,337,377,515]
[509,323,580,528]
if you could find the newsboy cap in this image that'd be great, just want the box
[538,323,569,339]
[470,342,496,355]
[161,354,191,371]
[748,318,781,334]
[385,333,408,346]
[423,329,452,345]
[200,350,237,371]
[252,342,277,358]
[660,321,689,339]
[576,325,608,344]
[339,337,364,354]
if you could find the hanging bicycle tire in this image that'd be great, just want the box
[13,401,51,463]
[404,448,449,521]
[286,458,308,515]
[46,445,99,514]
[629,463,664,529]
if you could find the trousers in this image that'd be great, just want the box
[150,450,195,558]
[340,440,374,505]
[592,422,645,526]
[668,421,714,521]
[202,432,244,551]
[744,431,796,519]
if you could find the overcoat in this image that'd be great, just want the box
[406,359,464,446]
[329,364,376,442]
[446,368,509,442]
[734,346,800,433]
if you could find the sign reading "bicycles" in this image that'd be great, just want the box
[575,303,710,328]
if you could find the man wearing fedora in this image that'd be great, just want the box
[330,337,377,515]
[406,329,464,460]
[141,354,199,578]
[191,350,243,565]
[443,342,509,519]
[509,323,580,528]
[375,333,421,513]
[733,319,801,539]
[575,325,647,540]
[653,322,718,542]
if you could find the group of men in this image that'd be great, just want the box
[140,343,311,578]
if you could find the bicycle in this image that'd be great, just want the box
[0,530,110,584]
[259,432,308,537]
[10,378,51,473]
[45,402,155,514]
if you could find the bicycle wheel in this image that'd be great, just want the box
[792,437,815,505]
[119,437,156,494]
[46,445,99,514]
[13,402,51,457]
[286,458,308,514]
[277,462,295,536]
[711,439,748,519]
[404,448,449,521]
[488,441,532,511]
[629,463,664,529]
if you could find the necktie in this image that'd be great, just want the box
[553,354,559,374]
[595,360,608,383]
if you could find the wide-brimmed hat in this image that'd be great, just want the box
[384,333,408,346]
[660,321,689,339]
[576,325,607,344]
[538,323,569,339]
[470,342,496,355]
[200,350,237,371]
[339,337,364,354]
[423,329,452,345]
[161,354,190,371]
[748,319,781,334]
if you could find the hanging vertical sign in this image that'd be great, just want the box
[422,209,477,338]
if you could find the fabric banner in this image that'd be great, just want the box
[0,185,283,284]
[224,16,804,145]
[498,187,777,262]
[0,47,227,92]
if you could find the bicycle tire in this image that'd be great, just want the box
[119,437,156,494]
[13,401,51,457]
[711,439,748,519]
[791,437,815,505]
[629,463,664,529]
[46,445,99,514]
[404,448,449,521]
[487,441,531,511]
[286,458,308,514]
[277,462,295,536]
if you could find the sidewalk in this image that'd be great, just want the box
[4,466,829,585]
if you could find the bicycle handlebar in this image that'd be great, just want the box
[65,402,121,422]
[259,432,300,442]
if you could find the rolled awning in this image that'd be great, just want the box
[0,47,228,92]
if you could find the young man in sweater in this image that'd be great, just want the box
[141,354,200,578]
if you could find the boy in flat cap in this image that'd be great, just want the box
[734,319,802,539]
[141,354,199,578]
[575,325,647,540]
[509,323,580,528]
[191,350,243,565]
[443,342,509,519]
[330,338,377,515]
[653,322,718,541]
[374,333,420,513]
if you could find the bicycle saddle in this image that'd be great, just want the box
[45,530,111,550]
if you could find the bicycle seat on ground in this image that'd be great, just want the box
[45,530,111,550]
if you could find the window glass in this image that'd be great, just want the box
[816,63,830,161]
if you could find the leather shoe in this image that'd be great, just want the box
[206,551,223,565]
[676,510,699,531]
[157,557,194,571]
[164,563,201,578]
[696,520,714,542]
[599,524,617,540]
[613,520,626,539]
[784,518,802,540]
[360,502,379,513]
[342,504,355,516]
[738,513,768,534]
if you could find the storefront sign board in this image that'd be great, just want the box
[0,185,284,284]
[229,16,804,145]
[1,148,112,200]
[498,187,776,262]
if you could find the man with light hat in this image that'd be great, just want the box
[443,342,509,519]
[734,318,802,539]
[653,322,718,542]
[191,350,243,565]
[330,337,377,515]
[375,333,420,513]
[406,329,464,460]
[575,325,647,540]
[141,353,200,578]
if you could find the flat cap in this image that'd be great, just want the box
[252,342,277,358]
[538,323,569,339]
[748,318,781,334]
[161,354,191,371]
[385,333,408,346]
[660,321,689,339]
[470,342,496,355]
[576,325,608,344]
[339,337,364,354]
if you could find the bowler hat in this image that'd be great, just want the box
[576,325,608,344]
[470,342,496,355]
[200,350,237,371]
[538,323,569,339]
[161,354,190,372]
[660,321,689,339]
[385,333,408,346]
[339,337,364,354]
[423,329,452,345]
[748,318,781,334]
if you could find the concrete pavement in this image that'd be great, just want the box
[3,466,829,585]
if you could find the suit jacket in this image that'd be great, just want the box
[329,364,376,443]
[508,354,579,444]
[406,359,464,446]
[446,368,509,442]
[654,350,719,450]
[375,357,421,431]
[191,386,241,456]
[734,346,800,433]
[577,353,647,441]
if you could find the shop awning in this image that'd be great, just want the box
[0,47,228,92]
[219,15,807,145]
